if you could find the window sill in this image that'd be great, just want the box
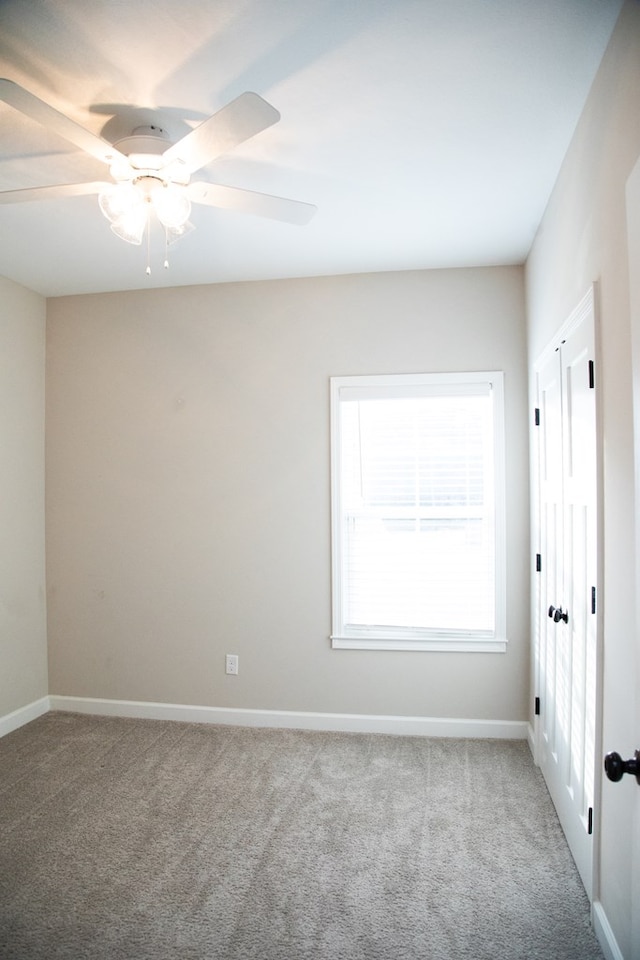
[330,635,507,653]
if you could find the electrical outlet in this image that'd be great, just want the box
[225,654,239,676]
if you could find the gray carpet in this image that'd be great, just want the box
[0,712,603,959]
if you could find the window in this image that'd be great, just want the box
[330,372,506,652]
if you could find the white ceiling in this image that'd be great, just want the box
[0,0,623,298]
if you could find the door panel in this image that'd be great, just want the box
[535,290,598,900]
[537,348,563,772]
[560,309,598,875]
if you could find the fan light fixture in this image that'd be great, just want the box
[98,176,193,269]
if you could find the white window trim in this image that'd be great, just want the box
[330,371,507,653]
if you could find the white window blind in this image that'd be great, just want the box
[330,373,506,652]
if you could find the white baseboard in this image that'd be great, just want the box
[593,901,625,960]
[527,722,536,759]
[48,695,528,739]
[0,696,50,739]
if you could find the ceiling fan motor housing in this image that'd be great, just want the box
[110,125,189,181]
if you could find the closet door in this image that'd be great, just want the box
[535,290,599,900]
[536,344,564,786]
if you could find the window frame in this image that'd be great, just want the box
[330,371,507,653]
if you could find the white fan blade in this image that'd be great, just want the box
[0,181,109,203]
[0,79,127,167]
[162,92,280,176]
[188,181,316,225]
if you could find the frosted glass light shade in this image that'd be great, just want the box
[98,182,143,224]
[110,205,147,245]
[153,184,191,229]
[165,220,195,246]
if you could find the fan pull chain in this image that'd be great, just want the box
[145,208,151,276]
[164,228,170,270]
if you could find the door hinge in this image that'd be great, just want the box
[534,407,540,426]
[591,586,596,614]
[588,360,595,389]
[536,553,542,572]
[534,696,541,716]
[588,807,593,835]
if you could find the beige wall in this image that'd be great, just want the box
[46,265,529,721]
[525,2,640,955]
[0,276,47,717]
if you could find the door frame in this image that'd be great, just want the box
[625,155,640,960]
[531,283,605,904]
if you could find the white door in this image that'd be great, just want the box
[536,342,564,788]
[534,289,599,901]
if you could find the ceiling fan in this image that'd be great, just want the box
[0,79,316,271]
